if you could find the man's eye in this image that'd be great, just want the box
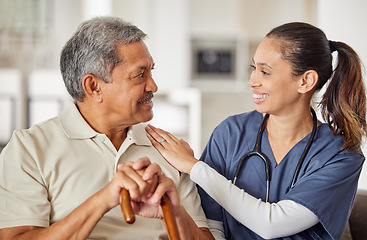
[261,70,269,75]
[250,64,256,71]
[134,73,144,79]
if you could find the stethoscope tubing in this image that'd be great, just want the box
[233,108,317,203]
[290,108,317,188]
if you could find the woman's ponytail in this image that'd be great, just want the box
[320,41,367,151]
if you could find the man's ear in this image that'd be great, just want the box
[298,70,318,94]
[82,74,103,102]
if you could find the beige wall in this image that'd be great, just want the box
[1,0,366,189]
[317,0,367,190]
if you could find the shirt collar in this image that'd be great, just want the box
[127,123,152,146]
[58,102,152,147]
[58,102,98,139]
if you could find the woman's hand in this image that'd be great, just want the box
[145,124,199,174]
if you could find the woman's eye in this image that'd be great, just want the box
[250,64,269,76]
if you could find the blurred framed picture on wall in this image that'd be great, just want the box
[190,36,248,92]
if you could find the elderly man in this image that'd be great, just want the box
[0,17,213,240]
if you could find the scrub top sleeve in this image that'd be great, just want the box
[0,130,50,229]
[197,130,226,222]
[284,151,364,240]
[201,126,228,171]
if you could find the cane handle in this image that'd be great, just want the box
[120,189,180,239]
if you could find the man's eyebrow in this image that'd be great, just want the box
[252,58,272,69]
[138,62,155,70]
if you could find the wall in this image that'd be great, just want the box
[317,0,367,190]
[113,0,190,91]
[189,0,318,149]
[1,0,366,189]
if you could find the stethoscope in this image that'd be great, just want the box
[233,108,317,202]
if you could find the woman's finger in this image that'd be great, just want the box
[166,131,179,141]
[146,125,174,144]
[145,124,163,142]
[146,132,165,152]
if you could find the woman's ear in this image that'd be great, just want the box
[82,74,103,102]
[298,70,318,94]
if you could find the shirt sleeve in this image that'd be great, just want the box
[207,219,225,240]
[191,161,319,239]
[176,172,209,229]
[0,130,50,229]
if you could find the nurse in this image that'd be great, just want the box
[146,22,366,239]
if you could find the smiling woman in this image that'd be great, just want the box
[146,22,367,240]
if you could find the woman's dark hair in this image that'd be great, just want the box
[266,22,366,152]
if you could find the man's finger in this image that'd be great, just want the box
[142,163,163,181]
[132,157,151,171]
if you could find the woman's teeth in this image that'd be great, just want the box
[253,93,268,99]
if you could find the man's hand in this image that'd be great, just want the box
[122,158,181,219]
[97,157,180,219]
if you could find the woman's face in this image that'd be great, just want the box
[249,37,302,116]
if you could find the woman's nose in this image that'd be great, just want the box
[248,71,261,87]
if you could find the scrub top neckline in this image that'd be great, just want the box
[263,123,327,168]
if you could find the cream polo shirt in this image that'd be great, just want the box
[0,102,208,240]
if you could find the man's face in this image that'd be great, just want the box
[101,41,157,127]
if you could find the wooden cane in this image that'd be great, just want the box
[160,194,180,240]
[120,188,135,224]
[120,188,180,240]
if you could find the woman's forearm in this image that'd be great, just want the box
[190,161,318,239]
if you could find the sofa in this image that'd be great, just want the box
[341,189,367,240]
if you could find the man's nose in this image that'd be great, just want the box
[146,75,158,93]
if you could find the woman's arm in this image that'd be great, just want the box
[146,125,318,239]
[191,161,318,239]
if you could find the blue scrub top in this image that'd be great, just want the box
[198,110,364,240]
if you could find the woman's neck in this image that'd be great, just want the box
[265,109,315,164]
